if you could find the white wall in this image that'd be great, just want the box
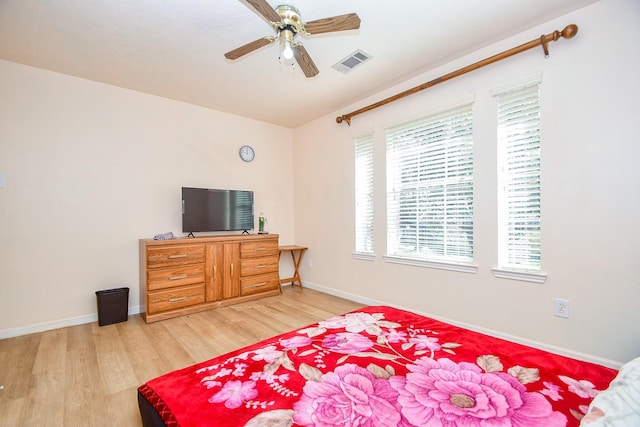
[0,61,295,335]
[293,0,640,366]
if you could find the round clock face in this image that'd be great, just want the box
[239,145,255,162]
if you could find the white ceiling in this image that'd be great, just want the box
[0,0,598,128]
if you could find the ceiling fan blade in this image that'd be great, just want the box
[243,0,281,23]
[224,36,275,60]
[304,13,361,35]
[294,44,319,78]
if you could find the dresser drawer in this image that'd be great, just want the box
[147,245,204,269]
[240,240,278,258]
[240,256,278,277]
[240,273,279,296]
[147,264,205,291]
[147,284,205,314]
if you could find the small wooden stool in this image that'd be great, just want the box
[278,245,308,290]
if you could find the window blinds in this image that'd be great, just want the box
[386,104,474,262]
[354,133,374,254]
[496,83,542,270]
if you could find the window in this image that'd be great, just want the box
[354,133,374,256]
[494,79,545,280]
[386,102,474,268]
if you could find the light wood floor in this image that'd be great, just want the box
[0,287,364,426]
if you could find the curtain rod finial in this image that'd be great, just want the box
[336,115,351,126]
[562,24,579,39]
[562,24,578,39]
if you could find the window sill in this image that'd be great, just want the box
[383,255,478,274]
[492,267,547,284]
[352,252,376,261]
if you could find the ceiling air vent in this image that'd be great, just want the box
[332,50,372,74]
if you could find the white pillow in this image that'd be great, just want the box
[581,357,640,426]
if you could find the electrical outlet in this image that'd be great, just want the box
[554,299,570,318]
[308,259,312,268]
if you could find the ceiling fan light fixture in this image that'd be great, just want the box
[226,1,360,78]
[280,29,295,60]
[283,43,293,59]
[275,5,301,65]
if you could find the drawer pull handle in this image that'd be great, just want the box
[169,274,187,281]
[254,247,266,251]
[168,254,187,259]
[254,265,267,269]
[168,296,187,303]
[246,282,267,289]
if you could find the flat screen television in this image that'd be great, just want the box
[182,187,254,233]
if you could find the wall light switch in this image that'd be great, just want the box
[0,173,6,189]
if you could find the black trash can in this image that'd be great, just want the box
[95,287,129,326]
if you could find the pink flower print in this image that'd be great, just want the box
[252,345,284,363]
[208,380,259,409]
[409,334,441,351]
[235,351,251,361]
[383,329,408,344]
[558,375,600,398]
[213,368,232,379]
[319,312,391,335]
[322,332,375,354]
[281,335,312,349]
[318,314,350,329]
[342,312,385,334]
[275,373,290,383]
[541,381,563,401]
[202,380,222,389]
[232,362,248,376]
[253,371,291,384]
[389,357,567,427]
[293,364,406,427]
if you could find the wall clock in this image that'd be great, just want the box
[239,145,255,162]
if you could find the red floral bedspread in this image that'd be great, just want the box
[138,306,617,427]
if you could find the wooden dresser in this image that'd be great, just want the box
[140,234,280,323]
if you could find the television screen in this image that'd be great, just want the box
[182,187,254,233]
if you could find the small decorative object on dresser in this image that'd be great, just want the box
[139,234,279,323]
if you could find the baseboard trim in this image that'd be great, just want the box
[0,285,625,370]
[0,305,142,339]
[300,281,623,370]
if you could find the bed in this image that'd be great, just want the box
[137,305,629,427]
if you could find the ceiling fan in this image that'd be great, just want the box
[224,0,361,78]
